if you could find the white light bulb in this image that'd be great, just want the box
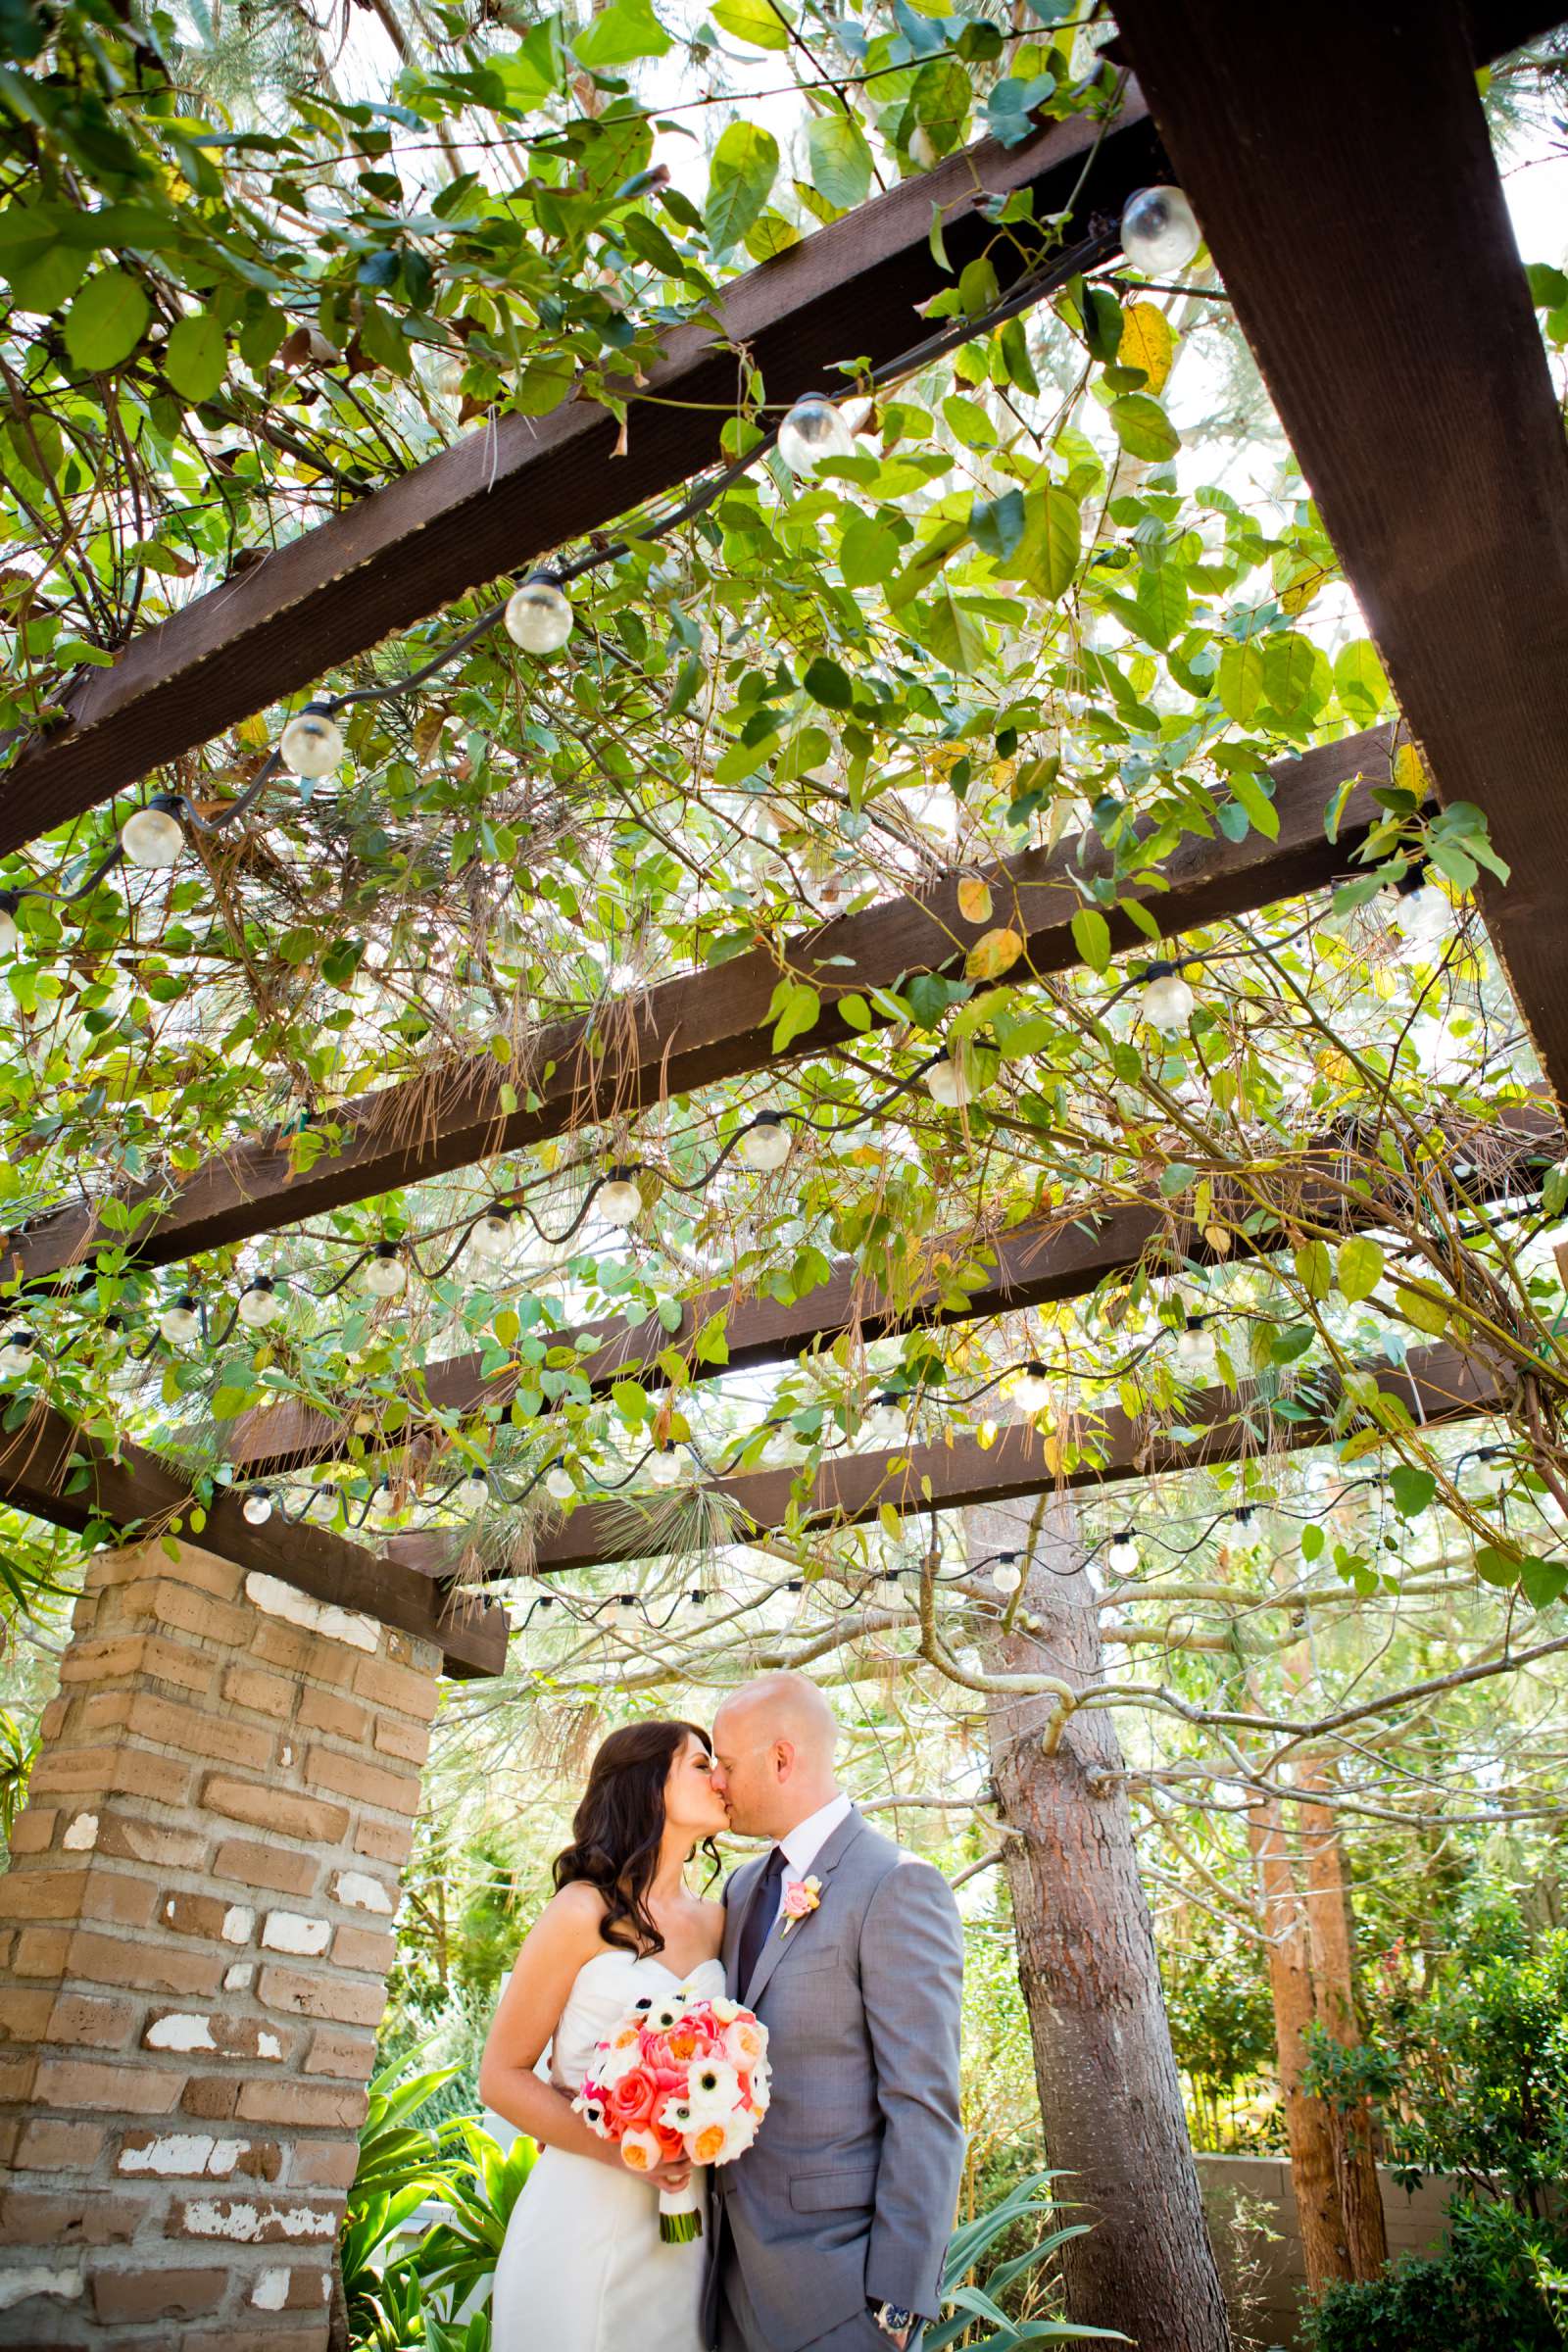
[121,803,184,868]
[777,395,856,479]
[545,1465,576,1502]
[1106,1532,1140,1578]
[364,1246,407,1298]
[1396,880,1449,947]
[1013,1361,1052,1415]
[737,1113,792,1173]
[925,1055,974,1108]
[242,1490,273,1528]
[469,1209,514,1265]
[159,1296,201,1348]
[1120,184,1202,274]
[504,574,573,656]
[1231,1507,1262,1551]
[866,1396,906,1447]
[1143,969,1195,1032]
[992,1558,1023,1596]
[599,1173,643,1229]
[0,1326,35,1377]
[465,1469,490,1508]
[368,1481,396,1521]
[279,704,344,779]
[648,1451,683,1489]
[0,899,17,957]
[1175,1318,1212,1373]
[237,1278,282,1331]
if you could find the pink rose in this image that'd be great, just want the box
[605,2069,659,2133]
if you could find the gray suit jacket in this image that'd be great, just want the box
[708,1806,965,2352]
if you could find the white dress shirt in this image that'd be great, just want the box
[773,1791,853,1923]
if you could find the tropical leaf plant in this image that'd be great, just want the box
[931,2169,1128,2350]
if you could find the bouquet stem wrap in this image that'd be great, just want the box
[658,2171,704,2244]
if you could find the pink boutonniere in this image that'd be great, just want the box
[780,1876,821,1936]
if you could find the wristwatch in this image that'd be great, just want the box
[873,2304,915,2339]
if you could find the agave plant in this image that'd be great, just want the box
[930,2169,1130,2351]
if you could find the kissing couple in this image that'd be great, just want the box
[479,1671,965,2352]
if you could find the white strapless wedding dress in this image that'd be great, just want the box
[490,1948,726,2352]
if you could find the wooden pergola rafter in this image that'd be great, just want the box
[0,1400,506,1674]
[391,1341,1501,1576]
[14,727,1401,1281]
[1113,0,1568,1104]
[225,1099,1556,1479]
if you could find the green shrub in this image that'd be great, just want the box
[1299,2198,1568,2352]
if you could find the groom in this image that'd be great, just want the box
[706,1673,965,2352]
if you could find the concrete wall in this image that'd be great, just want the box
[1195,2153,1470,2349]
[0,1538,440,2347]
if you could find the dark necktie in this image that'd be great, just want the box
[737,1845,786,1991]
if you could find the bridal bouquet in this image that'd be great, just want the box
[573,1983,771,2242]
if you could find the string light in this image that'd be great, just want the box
[0,892,17,956]
[648,1450,685,1489]
[545,1466,577,1502]
[736,1112,792,1173]
[1012,1360,1053,1416]
[925,1054,975,1108]
[463,1467,491,1510]
[368,1478,397,1520]
[991,1553,1023,1595]
[242,1489,274,1527]
[364,1244,408,1299]
[865,1394,906,1447]
[1392,867,1450,948]
[278,702,344,779]
[1142,959,1196,1032]
[120,796,185,868]
[598,1168,644,1228]
[468,1207,515,1265]
[1106,1531,1140,1577]
[504,572,574,655]
[776,395,856,478]
[1120,184,1202,273]
[158,1295,202,1347]
[0,1325,35,1377]
[1175,1313,1213,1373]
[236,1276,282,1331]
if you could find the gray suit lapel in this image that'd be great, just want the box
[743,1806,867,2010]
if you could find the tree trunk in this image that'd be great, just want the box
[1299,1771,1388,2279]
[1246,1793,1352,2292]
[969,1495,1232,2352]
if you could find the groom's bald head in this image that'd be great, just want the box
[710,1673,842,1838]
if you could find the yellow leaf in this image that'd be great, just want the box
[1280,561,1331,616]
[964,925,1024,981]
[1202,1222,1232,1258]
[236,711,269,749]
[413,708,446,768]
[956,874,993,925]
[1393,740,1429,798]
[1117,300,1173,394]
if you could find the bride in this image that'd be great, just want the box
[480,1718,731,2351]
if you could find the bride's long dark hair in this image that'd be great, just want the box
[553,1719,721,1954]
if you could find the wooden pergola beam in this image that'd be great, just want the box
[0,95,1162,861]
[13,727,1399,1283]
[225,1097,1557,1477]
[0,1400,506,1676]
[1111,1,1568,1108]
[508,1342,1500,1571]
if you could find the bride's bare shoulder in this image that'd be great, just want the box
[532,1880,611,1948]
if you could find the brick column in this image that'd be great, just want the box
[0,1538,439,2347]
